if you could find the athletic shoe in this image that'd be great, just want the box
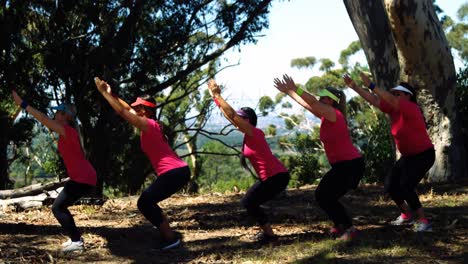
[61,239,72,247]
[61,238,84,253]
[158,238,181,250]
[329,226,344,237]
[250,232,279,244]
[390,213,413,226]
[338,227,358,241]
[413,219,433,232]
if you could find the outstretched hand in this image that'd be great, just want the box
[343,74,356,89]
[274,74,296,93]
[94,77,112,94]
[359,72,372,87]
[208,79,221,97]
[11,90,23,106]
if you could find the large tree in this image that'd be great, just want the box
[343,0,467,181]
[1,0,274,192]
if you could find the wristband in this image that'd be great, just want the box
[296,87,304,96]
[213,98,220,107]
[368,82,376,90]
[20,101,28,109]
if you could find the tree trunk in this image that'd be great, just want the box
[0,111,11,189]
[344,0,467,181]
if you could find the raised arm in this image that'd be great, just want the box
[12,90,66,136]
[359,73,399,110]
[274,74,336,122]
[94,77,148,131]
[207,79,253,136]
[343,74,380,107]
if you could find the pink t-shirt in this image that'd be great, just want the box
[320,109,361,164]
[243,127,288,181]
[58,125,97,186]
[380,98,433,156]
[140,118,188,175]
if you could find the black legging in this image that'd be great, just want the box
[137,166,190,227]
[385,148,435,211]
[52,181,94,241]
[315,157,365,230]
[241,172,290,226]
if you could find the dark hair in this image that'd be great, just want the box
[137,94,157,118]
[239,107,258,174]
[399,82,417,103]
[239,106,257,127]
[325,87,347,120]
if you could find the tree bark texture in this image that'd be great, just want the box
[344,0,467,181]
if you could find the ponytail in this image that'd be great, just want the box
[325,87,347,121]
[240,137,258,180]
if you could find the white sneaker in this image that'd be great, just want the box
[61,239,72,247]
[414,220,433,232]
[61,238,84,253]
[390,214,413,226]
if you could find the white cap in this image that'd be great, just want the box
[391,85,413,96]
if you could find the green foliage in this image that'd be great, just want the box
[265,124,277,137]
[197,140,254,193]
[304,69,346,94]
[2,0,273,193]
[258,96,275,116]
[318,58,335,73]
[290,57,317,70]
[347,98,394,182]
[339,41,362,68]
[443,3,468,62]
[281,131,328,187]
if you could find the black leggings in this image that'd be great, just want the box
[137,166,190,227]
[315,158,365,230]
[385,148,435,211]
[241,172,290,226]
[52,181,94,241]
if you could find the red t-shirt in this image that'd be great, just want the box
[140,118,187,175]
[243,127,288,181]
[320,109,361,164]
[58,125,97,186]
[380,98,433,156]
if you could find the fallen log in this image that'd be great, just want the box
[0,178,69,199]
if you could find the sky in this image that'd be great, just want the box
[214,0,466,106]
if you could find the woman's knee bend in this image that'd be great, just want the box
[51,204,64,216]
[137,193,153,211]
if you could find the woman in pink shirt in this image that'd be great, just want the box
[12,91,96,252]
[95,78,190,250]
[274,74,364,241]
[344,73,434,232]
[208,79,290,244]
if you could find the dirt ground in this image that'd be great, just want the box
[0,183,467,264]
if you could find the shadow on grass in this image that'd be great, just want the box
[0,184,466,263]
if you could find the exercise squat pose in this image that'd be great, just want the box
[208,79,290,244]
[12,91,97,252]
[344,73,434,232]
[95,78,190,249]
[274,75,364,241]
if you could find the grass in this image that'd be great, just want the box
[0,182,466,263]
